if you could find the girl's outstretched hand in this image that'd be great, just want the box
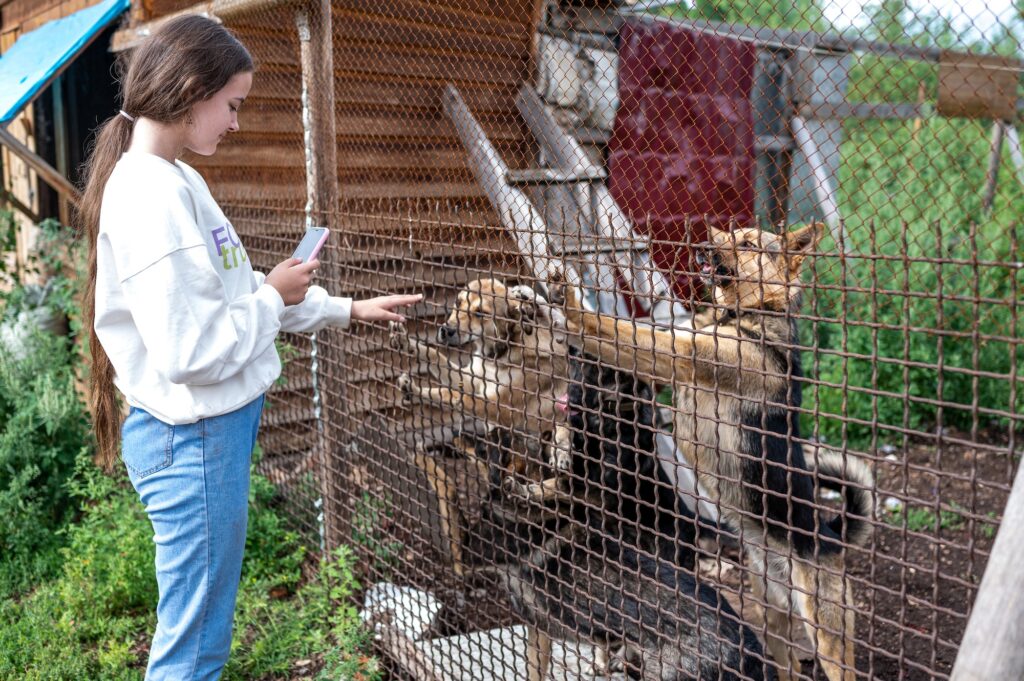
[351,294,423,323]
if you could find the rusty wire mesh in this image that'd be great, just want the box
[128,0,1024,678]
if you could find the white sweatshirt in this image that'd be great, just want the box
[94,151,351,424]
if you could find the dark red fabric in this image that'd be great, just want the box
[608,19,757,301]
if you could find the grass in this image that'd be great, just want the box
[0,449,380,681]
[801,116,1024,449]
[884,501,1004,539]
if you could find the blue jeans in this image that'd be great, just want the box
[122,396,264,681]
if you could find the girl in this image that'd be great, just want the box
[79,16,420,680]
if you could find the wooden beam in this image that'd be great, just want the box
[791,116,843,247]
[798,102,926,121]
[983,120,1006,212]
[1,191,40,224]
[296,3,337,227]
[1006,125,1024,190]
[0,125,80,206]
[950,461,1024,680]
[295,0,349,556]
[110,0,296,52]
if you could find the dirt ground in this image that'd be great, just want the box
[360,424,1019,681]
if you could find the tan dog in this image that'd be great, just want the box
[552,223,874,681]
[390,278,571,479]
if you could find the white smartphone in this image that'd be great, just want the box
[292,227,330,263]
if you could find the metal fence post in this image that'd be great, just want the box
[295,0,346,554]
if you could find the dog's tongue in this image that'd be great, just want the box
[555,393,569,414]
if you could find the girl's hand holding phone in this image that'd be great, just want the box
[266,258,319,305]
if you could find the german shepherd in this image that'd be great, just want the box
[551,223,874,681]
[472,452,772,680]
[390,278,571,476]
[483,342,699,569]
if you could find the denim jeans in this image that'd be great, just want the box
[122,395,264,681]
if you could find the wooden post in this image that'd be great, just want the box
[982,120,1005,213]
[912,80,925,139]
[295,0,346,553]
[1007,125,1024,191]
[950,460,1024,680]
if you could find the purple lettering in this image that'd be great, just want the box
[211,226,230,256]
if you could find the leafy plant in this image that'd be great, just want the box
[351,492,404,580]
[801,116,1024,448]
[886,502,968,533]
[0,330,91,598]
[1,450,381,681]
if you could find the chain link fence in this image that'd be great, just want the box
[120,0,1022,678]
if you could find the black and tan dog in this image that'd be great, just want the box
[481,515,774,681]
[552,223,874,681]
[473,430,771,681]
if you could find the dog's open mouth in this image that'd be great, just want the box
[694,246,735,283]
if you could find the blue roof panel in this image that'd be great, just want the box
[0,0,130,125]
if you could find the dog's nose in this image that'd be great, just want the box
[437,325,458,344]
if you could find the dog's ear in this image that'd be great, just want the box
[507,286,539,336]
[783,222,824,275]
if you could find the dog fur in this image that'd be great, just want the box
[390,278,571,477]
[552,223,874,681]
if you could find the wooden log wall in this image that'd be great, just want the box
[126,1,545,492]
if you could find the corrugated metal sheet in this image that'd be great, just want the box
[607,17,756,299]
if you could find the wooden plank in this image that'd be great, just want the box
[332,9,526,57]
[333,0,529,39]
[938,52,1021,121]
[2,0,60,31]
[20,0,101,32]
[238,105,526,143]
[195,141,528,180]
[339,181,486,201]
[332,45,529,87]
[193,142,305,167]
[0,127,80,205]
[797,101,924,120]
[950,462,1024,680]
[112,0,294,51]
[334,77,519,114]
[246,73,523,116]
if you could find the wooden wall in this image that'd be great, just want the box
[1,0,108,34]
[125,1,543,475]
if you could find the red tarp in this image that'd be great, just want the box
[608,19,757,301]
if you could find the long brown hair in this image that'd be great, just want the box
[79,15,253,470]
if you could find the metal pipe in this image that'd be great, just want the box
[442,84,564,287]
[983,120,1006,213]
[792,116,844,247]
[1006,124,1024,191]
[516,85,690,328]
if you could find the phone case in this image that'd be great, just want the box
[294,228,330,262]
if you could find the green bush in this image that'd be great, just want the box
[0,454,154,680]
[0,216,87,597]
[802,118,1024,447]
[0,330,91,597]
